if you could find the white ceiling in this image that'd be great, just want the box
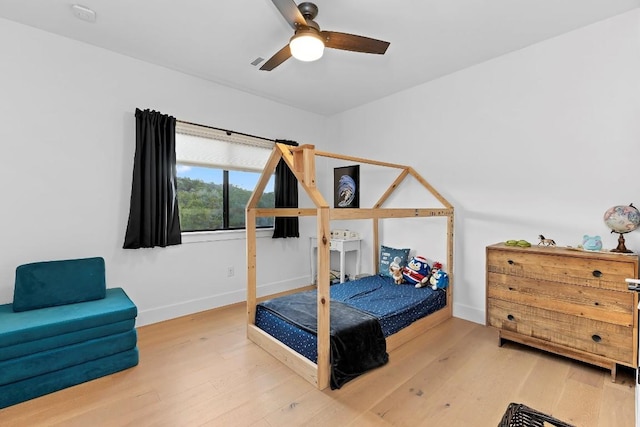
[1,0,638,115]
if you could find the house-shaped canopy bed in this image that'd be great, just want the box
[246,143,454,390]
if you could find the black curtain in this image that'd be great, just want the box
[272,140,299,238]
[123,109,182,248]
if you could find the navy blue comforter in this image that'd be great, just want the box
[259,291,388,389]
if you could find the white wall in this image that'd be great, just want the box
[0,18,325,325]
[327,10,640,324]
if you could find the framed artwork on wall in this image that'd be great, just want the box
[334,165,359,208]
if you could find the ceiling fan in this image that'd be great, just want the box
[260,0,390,71]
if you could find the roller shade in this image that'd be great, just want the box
[175,121,274,172]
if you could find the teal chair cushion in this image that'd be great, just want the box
[12,257,106,312]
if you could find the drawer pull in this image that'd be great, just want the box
[507,314,515,321]
[594,301,599,306]
[507,260,514,265]
[508,287,514,291]
[592,270,602,277]
[591,334,602,343]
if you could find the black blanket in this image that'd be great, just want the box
[259,291,389,389]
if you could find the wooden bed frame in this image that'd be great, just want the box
[246,143,454,390]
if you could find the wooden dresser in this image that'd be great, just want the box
[486,243,639,380]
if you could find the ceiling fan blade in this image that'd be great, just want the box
[322,31,390,54]
[260,45,292,71]
[270,0,307,29]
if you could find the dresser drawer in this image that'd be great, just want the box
[487,247,637,292]
[488,298,634,364]
[487,271,634,326]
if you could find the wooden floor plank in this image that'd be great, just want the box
[263,388,334,426]
[553,374,604,426]
[599,382,636,427]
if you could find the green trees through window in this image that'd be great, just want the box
[176,165,274,232]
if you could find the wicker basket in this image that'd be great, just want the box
[498,403,575,427]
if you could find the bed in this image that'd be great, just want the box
[246,143,454,390]
[256,274,447,388]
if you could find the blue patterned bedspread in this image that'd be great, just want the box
[329,274,447,336]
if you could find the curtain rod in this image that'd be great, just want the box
[176,119,275,144]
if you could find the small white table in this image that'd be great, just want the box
[309,237,361,284]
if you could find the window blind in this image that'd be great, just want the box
[175,121,274,172]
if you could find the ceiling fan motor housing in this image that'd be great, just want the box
[298,2,319,21]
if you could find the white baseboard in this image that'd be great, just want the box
[136,276,307,327]
[136,292,243,327]
[453,303,485,325]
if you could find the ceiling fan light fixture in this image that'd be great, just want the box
[289,29,324,62]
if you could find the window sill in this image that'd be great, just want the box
[181,228,273,244]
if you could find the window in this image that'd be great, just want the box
[175,122,275,232]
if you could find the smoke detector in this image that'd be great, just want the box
[71,4,96,23]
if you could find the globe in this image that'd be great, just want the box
[603,204,640,253]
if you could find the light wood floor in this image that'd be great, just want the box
[1,303,635,426]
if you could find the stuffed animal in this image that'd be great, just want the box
[582,235,602,251]
[402,256,431,287]
[428,262,449,290]
[389,263,404,284]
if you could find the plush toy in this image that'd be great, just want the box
[402,256,431,287]
[582,235,602,251]
[428,262,449,290]
[389,263,404,284]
